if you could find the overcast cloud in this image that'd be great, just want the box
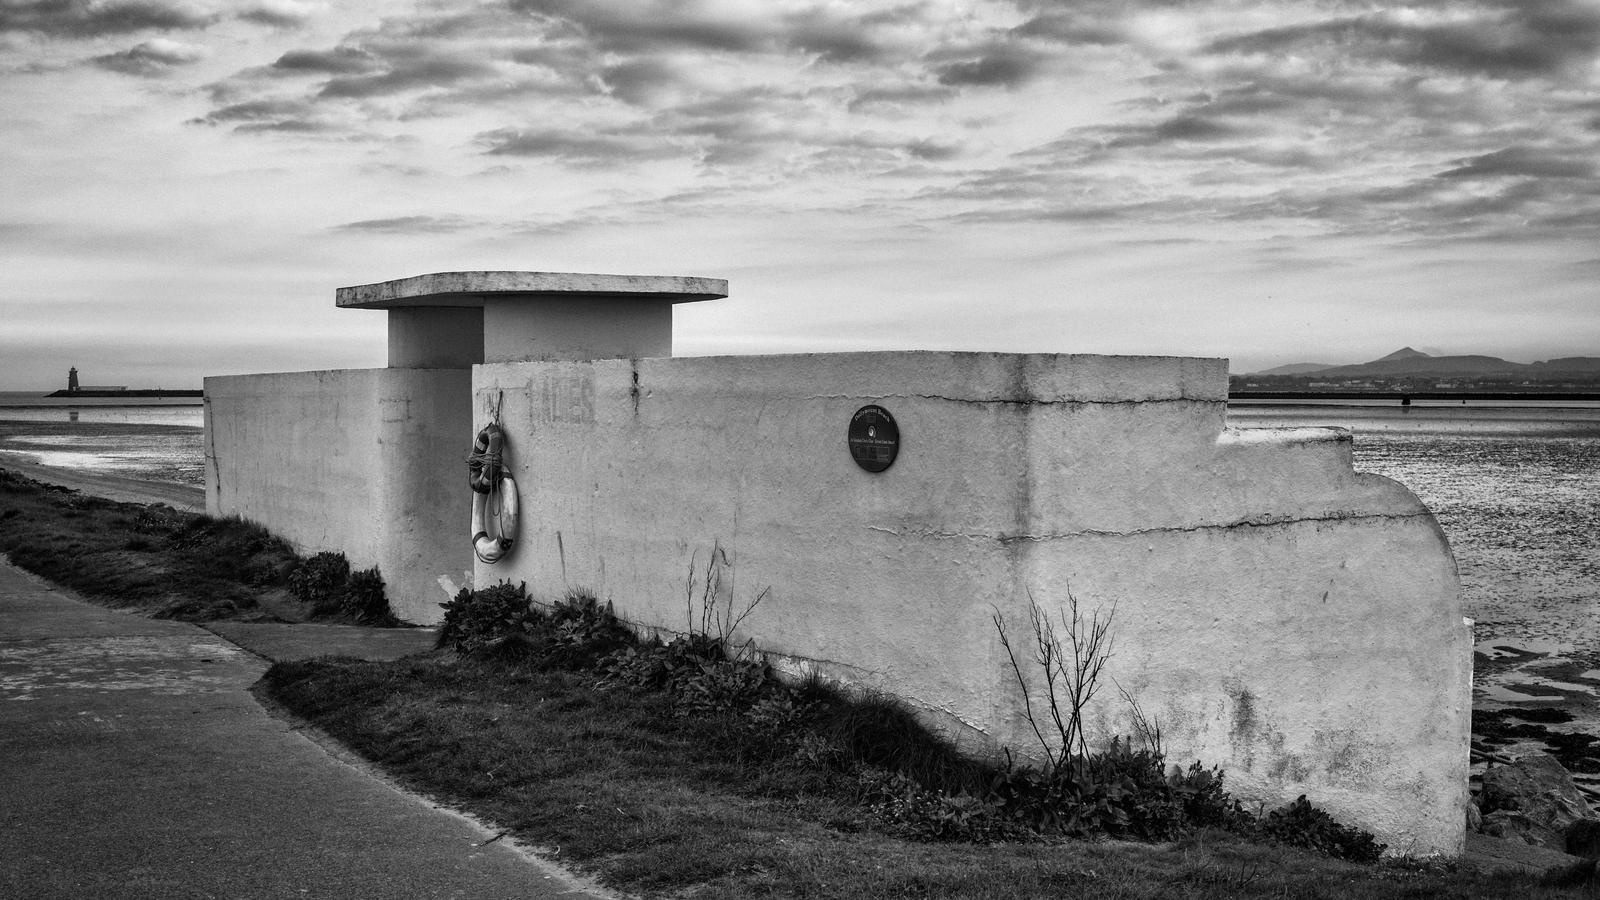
[1,0,1596,387]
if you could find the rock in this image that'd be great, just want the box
[1466,831,1584,874]
[1483,810,1565,848]
[1567,818,1600,858]
[1466,798,1483,833]
[1480,752,1596,850]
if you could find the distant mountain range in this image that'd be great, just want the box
[1251,347,1600,377]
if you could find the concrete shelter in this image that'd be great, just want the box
[206,270,1472,855]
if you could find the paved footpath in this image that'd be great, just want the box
[0,562,612,900]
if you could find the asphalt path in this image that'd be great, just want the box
[0,562,612,900]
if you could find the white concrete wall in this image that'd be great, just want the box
[483,297,671,362]
[473,351,1470,855]
[205,368,473,623]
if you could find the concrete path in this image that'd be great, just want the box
[0,563,611,900]
[203,620,440,663]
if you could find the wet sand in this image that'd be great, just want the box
[0,456,204,513]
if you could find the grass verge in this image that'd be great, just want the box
[259,590,1598,899]
[0,466,397,624]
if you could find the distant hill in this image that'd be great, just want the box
[1314,353,1515,377]
[1254,362,1336,375]
[1249,348,1600,378]
[1532,357,1600,373]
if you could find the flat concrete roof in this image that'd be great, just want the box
[336,271,729,309]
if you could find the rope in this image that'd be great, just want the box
[466,392,507,484]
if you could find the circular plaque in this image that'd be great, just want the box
[848,405,899,472]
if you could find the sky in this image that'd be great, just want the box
[2,0,1598,389]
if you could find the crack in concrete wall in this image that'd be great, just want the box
[866,510,1435,543]
[802,393,1220,407]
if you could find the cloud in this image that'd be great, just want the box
[193,0,1049,156]
[476,126,687,165]
[1438,146,1597,180]
[1208,2,1600,80]
[1013,9,1130,47]
[332,215,473,234]
[846,83,955,110]
[508,0,762,54]
[595,57,679,106]
[1105,114,1241,147]
[0,1,216,37]
[272,46,380,74]
[317,50,498,98]
[239,0,322,28]
[186,96,330,131]
[931,43,1041,87]
[91,37,206,75]
[782,9,885,62]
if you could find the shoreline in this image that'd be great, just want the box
[0,459,204,513]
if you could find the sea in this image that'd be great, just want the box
[0,391,1596,726]
[0,391,205,488]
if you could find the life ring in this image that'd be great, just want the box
[468,423,518,564]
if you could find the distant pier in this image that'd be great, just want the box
[46,389,203,399]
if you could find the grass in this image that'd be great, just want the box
[0,466,391,624]
[260,652,1600,899]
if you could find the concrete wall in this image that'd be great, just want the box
[472,351,1470,855]
[205,368,473,623]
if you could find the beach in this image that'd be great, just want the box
[0,395,204,512]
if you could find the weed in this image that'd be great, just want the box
[426,564,1383,866]
[1252,794,1386,863]
[990,589,1379,854]
[992,589,1115,767]
[343,566,397,626]
[289,551,351,614]
[683,540,767,646]
[436,580,534,653]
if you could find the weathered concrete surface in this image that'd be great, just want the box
[335,270,728,308]
[481,296,675,363]
[339,270,728,365]
[389,307,484,368]
[205,369,472,624]
[0,562,608,900]
[473,350,1471,855]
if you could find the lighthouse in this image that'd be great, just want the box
[67,367,79,393]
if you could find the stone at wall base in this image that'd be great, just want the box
[1480,752,1596,852]
[1565,819,1600,859]
[1482,810,1565,848]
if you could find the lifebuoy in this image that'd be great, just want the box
[468,423,518,564]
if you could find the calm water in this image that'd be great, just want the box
[0,393,204,487]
